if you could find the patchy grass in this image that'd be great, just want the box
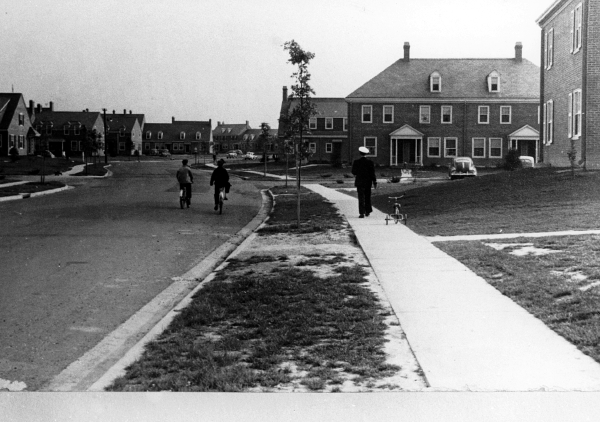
[0,181,65,196]
[436,234,600,363]
[372,168,600,236]
[0,156,83,175]
[256,186,345,234]
[71,163,109,176]
[106,260,399,392]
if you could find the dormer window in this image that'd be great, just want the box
[430,72,441,92]
[196,132,201,140]
[158,131,163,140]
[488,71,500,92]
[74,124,81,135]
[18,113,24,126]
[227,128,232,133]
[180,132,185,140]
[146,131,152,139]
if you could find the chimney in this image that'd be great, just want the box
[129,110,132,114]
[403,42,410,61]
[36,104,42,113]
[283,86,288,102]
[86,108,89,112]
[49,101,54,111]
[172,116,175,123]
[29,100,34,114]
[123,109,127,115]
[515,42,523,62]
[113,110,115,114]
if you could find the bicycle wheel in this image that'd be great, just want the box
[179,190,185,209]
[219,194,223,214]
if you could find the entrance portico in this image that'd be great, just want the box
[509,125,540,162]
[389,125,423,166]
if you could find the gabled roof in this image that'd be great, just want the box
[0,93,24,130]
[144,121,212,140]
[213,122,251,137]
[347,58,539,100]
[285,98,348,118]
[537,0,570,25]
[33,110,103,129]
[104,114,141,132]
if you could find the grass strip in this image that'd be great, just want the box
[0,181,65,196]
[437,234,600,363]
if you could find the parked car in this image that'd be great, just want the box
[448,157,477,180]
[159,149,171,157]
[519,156,535,168]
[150,148,160,156]
[243,152,259,160]
[39,150,56,158]
[227,150,243,158]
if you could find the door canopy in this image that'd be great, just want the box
[509,125,539,139]
[389,125,424,138]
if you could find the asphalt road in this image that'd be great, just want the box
[0,160,267,391]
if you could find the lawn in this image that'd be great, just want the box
[0,156,83,175]
[437,235,600,364]
[106,185,422,392]
[371,168,600,236]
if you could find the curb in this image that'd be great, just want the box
[0,185,74,203]
[42,189,273,392]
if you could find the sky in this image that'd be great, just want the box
[1,0,553,129]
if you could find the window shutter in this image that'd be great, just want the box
[549,29,554,68]
[543,103,547,144]
[568,92,573,138]
[570,10,575,53]
[544,32,549,69]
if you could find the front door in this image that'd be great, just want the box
[391,139,421,166]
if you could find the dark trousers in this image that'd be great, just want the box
[180,183,192,203]
[357,185,373,216]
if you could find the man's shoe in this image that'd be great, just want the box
[224,197,228,200]
[359,214,364,218]
[214,205,218,210]
[365,213,370,217]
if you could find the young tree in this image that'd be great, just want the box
[258,122,273,177]
[83,129,104,174]
[283,39,317,227]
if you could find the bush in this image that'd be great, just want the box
[503,148,522,171]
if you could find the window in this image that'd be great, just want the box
[325,117,333,129]
[364,137,377,156]
[500,106,512,124]
[488,72,500,92]
[325,143,333,153]
[64,126,70,135]
[572,3,583,54]
[478,106,489,124]
[545,29,554,69]
[427,137,441,157]
[570,89,582,138]
[194,132,200,140]
[472,138,486,158]
[420,106,431,124]
[74,126,80,135]
[441,106,452,124]
[158,131,163,140]
[46,125,52,135]
[430,72,441,92]
[18,113,24,126]
[309,118,317,130]
[180,132,185,140]
[309,142,316,153]
[119,142,125,151]
[343,118,348,131]
[383,105,394,123]
[489,138,502,158]
[145,143,150,150]
[444,138,457,157]
[9,134,15,147]
[544,100,554,145]
[71,140,78,151]
[362,105,372,123]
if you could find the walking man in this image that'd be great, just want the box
[176,159,194,208]
[351,146,377,218]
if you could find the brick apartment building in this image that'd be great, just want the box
[538,0,600,168]
[278,87,348,165]
[32,101,105,157]
[143,117,212,155]
[212,121,252,153]
[346,42,540,167]
[0,93,35,156]
[104,110,143,156]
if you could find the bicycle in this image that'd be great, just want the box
[385,194,407,225]
[179,184,191,209]
[217,187,225,214]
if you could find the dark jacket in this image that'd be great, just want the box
[210,166,229,188]
[176,165,193,184]
[351,157,377,187]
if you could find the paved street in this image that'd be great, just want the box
[0,160,266,391]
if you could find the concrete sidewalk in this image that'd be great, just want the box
[306,184,600,391]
